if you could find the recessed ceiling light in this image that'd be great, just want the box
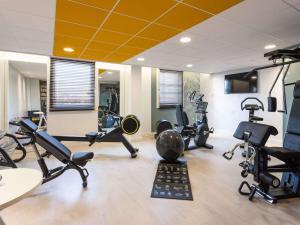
[63,47,74,52]
[137,57,145,61]
[186,64,193,68]
[264,44,276,50]
[180,37,191,43]
[107,71,113,74]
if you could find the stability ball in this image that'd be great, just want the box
[156,130,184,162]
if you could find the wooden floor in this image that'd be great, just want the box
[1,135,300,225]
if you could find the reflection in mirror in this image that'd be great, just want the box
[8,61,47,133]
[98,69,120,130]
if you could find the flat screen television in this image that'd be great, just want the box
[224,71,258,94]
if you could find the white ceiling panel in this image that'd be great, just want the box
[9,27,53,44]
[19,39,53,55]
[0,0,55,55]
[0,10,54,33]
[0,36,21,53]
[0,0,56,18]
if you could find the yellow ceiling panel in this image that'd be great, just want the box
[88,41,119,52]
[56,0,109,27]
[117,45,145,55]
[127,37,159,49]
[94,29,131,45]
[114,0,177,21]
[156,3,211,30]
[53,45,83,58]
[139,24,179,41]
[104,51,133,63]
[53,0,242,63]
[72,0,118,10]
[53,35,87,58]
[55,20,97,39]
[102,13,148,35]
[54,35,89,49]
[183,0,242,14]
[81,49,110,61]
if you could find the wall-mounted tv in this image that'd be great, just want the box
[224,71,258,94]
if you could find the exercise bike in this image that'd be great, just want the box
[155,92,214,150]
[188,91,214,149]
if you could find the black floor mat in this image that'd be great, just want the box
[151,160,193,201]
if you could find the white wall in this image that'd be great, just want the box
[141,67,152,135]
[0,56,9,131]
[126,66,152,136]
[8,64,28,120]
[47,60,98,136]
[26,78,41,111]
[201,67,283,145]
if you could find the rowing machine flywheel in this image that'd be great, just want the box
[121,115,140,135]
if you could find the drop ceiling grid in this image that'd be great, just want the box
[53,0,242,62]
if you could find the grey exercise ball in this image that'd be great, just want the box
[156,129,184,162]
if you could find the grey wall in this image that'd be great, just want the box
[151,68,176,131]
[151,68,201,131]
[283,63,300,135]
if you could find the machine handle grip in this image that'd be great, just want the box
[222,152,233,160]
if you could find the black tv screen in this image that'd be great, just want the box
[224,71,258,94]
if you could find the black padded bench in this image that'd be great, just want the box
[20,119,94,187]
[233,121,278,147]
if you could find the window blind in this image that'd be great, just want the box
[158,69,183,108]
[50,58,95,111]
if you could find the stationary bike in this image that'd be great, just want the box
[188,91,214,149]
[155,92,213,150]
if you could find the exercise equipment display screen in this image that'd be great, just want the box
[224,71,258,94]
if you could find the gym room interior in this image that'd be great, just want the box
[0,0,300,224]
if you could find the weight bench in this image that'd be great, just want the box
[20,119,94,187]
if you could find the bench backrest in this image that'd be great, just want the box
[284,80,300,151]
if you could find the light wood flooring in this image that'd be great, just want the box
[1,135,300,225]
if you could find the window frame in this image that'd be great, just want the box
[49,57,96,112]
[157,69,183,109]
